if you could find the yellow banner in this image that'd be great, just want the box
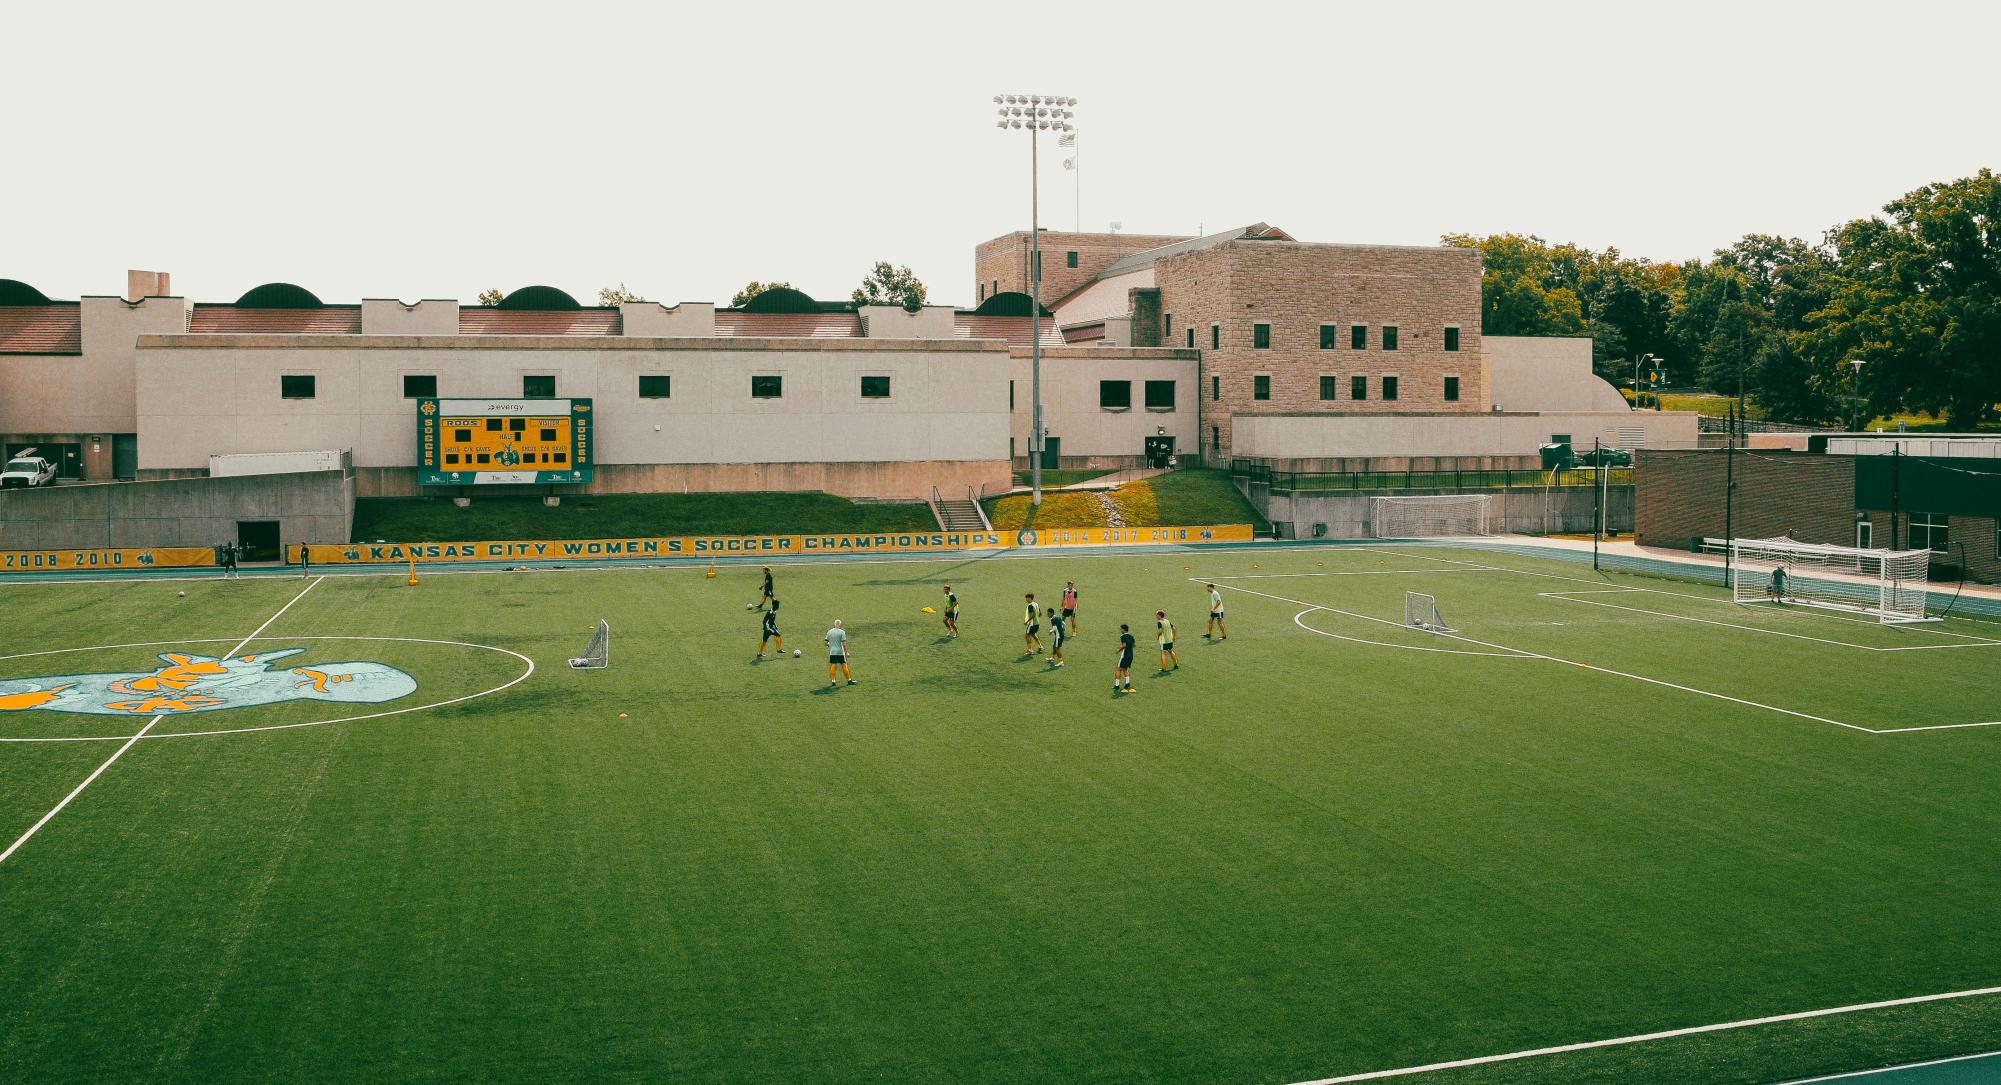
[0,547,216,573]
[291,525,1255,565]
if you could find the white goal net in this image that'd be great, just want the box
[568,619,610,669]
[1728,537,1933,624]
[1370,495,1495,538]
[1404,591,1455,633]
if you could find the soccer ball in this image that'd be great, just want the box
[793,649,801,657]
[745,602,757,610]
[177,591,186,598]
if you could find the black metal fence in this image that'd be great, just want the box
[1231,459,1633,492]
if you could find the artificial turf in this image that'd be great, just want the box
[1,544,1998,1084]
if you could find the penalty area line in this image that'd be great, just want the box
[1286,984,2001,1084]
[0,576,324,868]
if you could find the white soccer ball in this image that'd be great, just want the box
[746,602,757,610]
[793,649,801,657]
[177,591,186,598]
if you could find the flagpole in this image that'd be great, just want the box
[1073,133,1080,232]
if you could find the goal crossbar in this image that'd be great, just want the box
[1729,537,1934,624]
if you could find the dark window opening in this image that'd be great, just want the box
[861,375,891,398]
[1253,323,1271,349]
[1211,324,1220,349]
[280,374,315,399]
[1351,325,1367,350]
[1211,375,1220,400]
[1066,250,1078,268]
[1383,325,1399,351]
[1099,380,1132,409]
[1165,313,1173,337]
[639,375,670,398]
[1444,376,1460,402]
[1320,376,1339,401]
[1186,328,1195,348]
[1144,380,1175,410]
[1351,375,1367,400]
[1320,324,1337,349]
[1383,376,1399,401]
[752,375,783,398]
[1253,374,1271,401]
[1444,327,1460,352]
[1211,425,1220,452]
[523,375,555,398]
[403,374,436,398]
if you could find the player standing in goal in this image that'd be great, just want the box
[941,585,959,638]
[1204,584,1227,640]
[1113,624,1137,694]
[754,597,783,660]
[1767,565,1789,602]
[1023,593,1043,655]
[825,620,855,688]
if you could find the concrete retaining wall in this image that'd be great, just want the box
[1256,485,1634,539]
[0,470,352,551]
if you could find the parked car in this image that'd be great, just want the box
[0,453,57,489]
[1576,446,1633,468]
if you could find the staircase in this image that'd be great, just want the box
[930,486,992,532]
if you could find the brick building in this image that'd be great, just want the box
[974,229,1187,306]
[1636,448,2001,584]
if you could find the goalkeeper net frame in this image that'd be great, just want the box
[1728,537,1934,624]
[1369,494,1495,538]
[1404,591,1455,633]
[568,619,610,669]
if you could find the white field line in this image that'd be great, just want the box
[1285,985,2001,1084]
[1292,608,1530,658]
[1775,1049,2001,1084]
[1204,569,1493,579]
[1867,719,2001,734]
[0,577,323,867]
[1538,592,2001,652]
[1206,580,1874,734]
[0,636,534,744]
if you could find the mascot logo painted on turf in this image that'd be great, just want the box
[0,649,417,716]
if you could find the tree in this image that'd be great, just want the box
[850,261,927,310]
[597,283,645,306]
[730,281,793,307]
[476,288,504,307]
[1441,233,1587,338]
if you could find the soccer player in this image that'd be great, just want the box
[1061,580,1080,634]
[750,565,775,610]
[754,597,782,660]
[1047,606,1067,666]
[1768,565,1789,602]
[1156,610,1179,672]
[1204,584,1227,640]
[825,620,855,687]
[941,585,959,637]
[1113,624,1136,694]
[1023,593,1042,654]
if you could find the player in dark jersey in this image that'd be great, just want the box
[748,566,775,610]
[1047,606,1067,667]
[754,596,783,660]
[1023,593,1042,655]
[942,585,959,637]
[1114,623,1136,694]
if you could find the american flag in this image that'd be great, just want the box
[1058,131,1075,147]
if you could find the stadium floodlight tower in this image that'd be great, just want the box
[995,93,1076,507]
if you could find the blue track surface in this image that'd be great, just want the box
[1779,1052,2001,1083]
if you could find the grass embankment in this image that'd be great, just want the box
[1633,391,2000,431]
[1009,468,1117,488]
[982,469,1267,531]
[351,492,936,542]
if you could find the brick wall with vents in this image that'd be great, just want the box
[1635,449,1856,550]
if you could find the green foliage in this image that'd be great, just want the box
[596,283,645,306]
[729,280,793,307]
[850,261,927,310]
[475,288,504,307]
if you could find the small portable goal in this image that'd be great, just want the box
[1404,591,1455,633]
[569,619,610,669]
[1728,537,1936,624]
[1370,495,1495,538]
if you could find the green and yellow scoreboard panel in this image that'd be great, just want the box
[417,398,593,485]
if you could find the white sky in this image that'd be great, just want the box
[5,0,1994,307]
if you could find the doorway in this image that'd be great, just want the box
[113,435,137,480]
[236,521,281,562]
[1040,436,1061,470]
[1856,521,1873,550]
[6,442,82,480]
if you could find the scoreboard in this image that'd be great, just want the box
[417,398,594,485]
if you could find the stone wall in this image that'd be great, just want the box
[1256,485,1631,539]
[974,230,1187,304]
[0,469,352,551]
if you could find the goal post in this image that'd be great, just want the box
[1369,495,1495,538]
[1404,591,1455,633]
[568,619,610,669]
[1728,537,1934,624]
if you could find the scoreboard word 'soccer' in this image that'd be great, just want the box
[417,398,594,485]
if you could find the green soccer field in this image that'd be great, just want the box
[3,544,2000,1084]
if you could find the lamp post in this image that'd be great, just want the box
[996,93,1076,508]
[1634,352,1660,409]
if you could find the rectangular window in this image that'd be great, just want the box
[1351,324,1368,350]
[1212,425,1220,452]
[1444,376,1460,402]
[1253,374,1271,401]
[280,374,315,399]
[1144,380,1175,410]
[1066,250,1078,269]
[1382,376,1399,401]
[1444,326,1460,352]
[1164,313,1172,337]
[1382,325,1399,351]
[1351,375,1368,400]
[1320,375,1339,401]
[1099,380,1132,410]
[403,374,436,398]
[1910,512,1950,554]
[1253,323,1271,349]
[1009,380,1016,410]
[523,375,555,398]
[639,375,670,398]
[751,375,783,399]
[1211,324,1220,350]
[1211,375,1220,400]
[1186,328,1195,348]
[1320,324,1337,349]
[860,375,891,399]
